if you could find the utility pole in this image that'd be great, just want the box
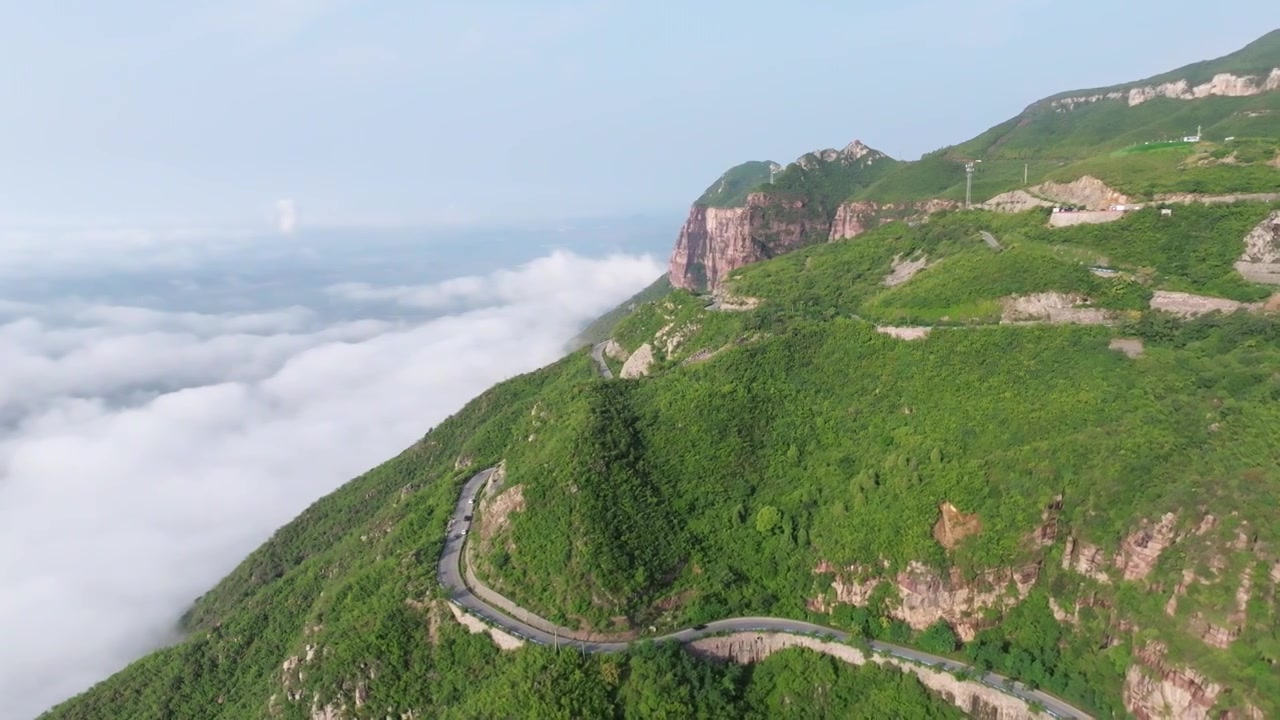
[964,160,981,209]
[1024,163,1028,185]
[554,627,558,651]
[769,163,782,184]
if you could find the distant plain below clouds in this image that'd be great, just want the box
[0,225,665,718]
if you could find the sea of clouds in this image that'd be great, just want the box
[0,223,665,718]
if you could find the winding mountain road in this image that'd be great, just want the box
[589,341,614,378]
[434,348,1093,719]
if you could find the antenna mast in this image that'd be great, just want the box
[963,160,981,209]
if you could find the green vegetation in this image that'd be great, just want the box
[965,592,1122,713]
[696,160,778,208]
[572,382,682,607]
[45,631,962,719]
[866,244,1103,323]
[1048,202,1277,301]
[726,202,1275,324]
[1046,138,1280,198]
[494,304,1280,716]
[768,149,901,220]
[855,31,1280,205]
[1046,28,1280,97]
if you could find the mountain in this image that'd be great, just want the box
[44,30,1280,720]
[668,141,902,290]
[671,30,1280,292]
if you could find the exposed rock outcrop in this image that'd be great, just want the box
[1047,210,1125,227]
[1061,535,1111,583]
[1235,210,1280,285]
[1031,176,1130,210]
[979,190,1053,213]
[602,339,629,362]
[815,561,1039,640]
[620,343,655,378]
[1109,337,1145,358]
[1049,68,1280,110]
[1149,291,1247,317]
[884,253,929,286]
[1121,641,1266,719]
[1000,292,1112,324]
[446,602,524,650]
[932,502,981,550]
[655,322,698,354]
[1115,512,1178,581]
[667,193,830,291]
[478,484,524,545]
[1061,515,1180,585]
[828,199,958,241]
[875,326,931,341]
[689,632,1044,720]
[708,288,761,311]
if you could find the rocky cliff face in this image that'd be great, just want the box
[828,199,958,241]
[1049,68,1280,110]
[811,559,1041,641]
[668,195,965,291]
[667,192,830,291]
[667,140,899,291]
[1123,641,1265,720]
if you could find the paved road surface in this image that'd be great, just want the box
[589,342,614,378]
[437,467,1091,719]
[980,230,1003,250]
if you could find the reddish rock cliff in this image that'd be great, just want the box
[667,192,829,291]
[667,194,964,291]
[829,199,959,240]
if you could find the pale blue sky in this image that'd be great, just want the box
[1,1,1274,229]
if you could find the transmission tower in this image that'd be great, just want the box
[963,160,982,209]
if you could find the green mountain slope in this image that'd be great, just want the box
[477,199,1280,717]
[696,160,780,208]
[857,29,1280,204]
[46,28,1280,720]
[1043,28,1280,100]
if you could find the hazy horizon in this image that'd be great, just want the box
[2,2,1274,230]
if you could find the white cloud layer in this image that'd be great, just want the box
[0,249,663,718]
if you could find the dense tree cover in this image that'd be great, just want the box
[768,149,900,220]
[1046,202,1278,301]
[964,592,1126,716]
[46,609,962,719]
[572,383,683,608]
[494,296,1280,716]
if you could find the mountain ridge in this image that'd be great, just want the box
[668,27,1280,291]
